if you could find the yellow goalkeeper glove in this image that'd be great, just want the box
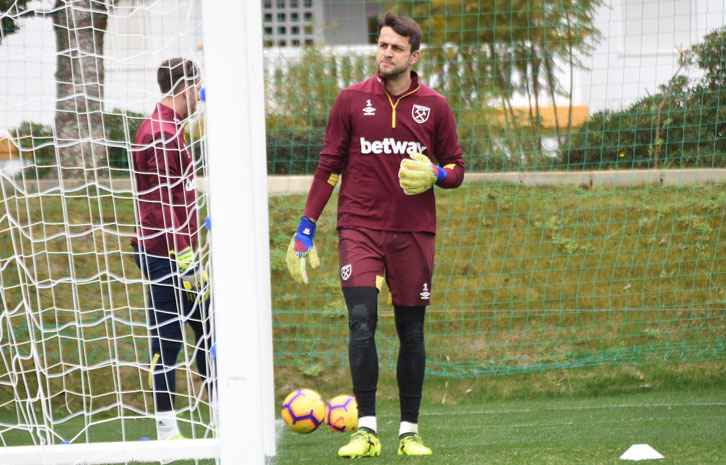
[285,217,320,284]
[182,267,211,302]
[171,246,211,302]
[398,152,447,195]
[172,246,195,272]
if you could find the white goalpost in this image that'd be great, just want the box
[0,0,273,463]
[202,0,276,462]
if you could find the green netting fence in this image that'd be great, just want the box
[265,0,726,376]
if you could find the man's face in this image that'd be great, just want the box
[376,26,420,79]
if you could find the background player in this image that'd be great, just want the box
[131,57,212,440]
[286,13,465,457]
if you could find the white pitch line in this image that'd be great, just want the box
[419,401,726,417]
[462,420,575,429]
[461,414,707,429]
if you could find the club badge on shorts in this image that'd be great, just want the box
[341,264,352,281]
[412,104,430,124]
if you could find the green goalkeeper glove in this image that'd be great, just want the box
[285,217,320,284]
[398,152,447,195]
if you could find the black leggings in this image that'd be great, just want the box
[394,304,426,424]
[343,287,426,423]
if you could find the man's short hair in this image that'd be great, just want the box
[377,12,423,52]
[157,58,199,94]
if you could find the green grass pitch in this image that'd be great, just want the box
[272,388,725,465]
[4,378,722,464]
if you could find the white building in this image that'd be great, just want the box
[580,0,725,114]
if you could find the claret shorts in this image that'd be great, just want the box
[337,227,435,307]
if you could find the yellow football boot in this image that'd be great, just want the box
[338,429,381,458]
[398,433,432,456]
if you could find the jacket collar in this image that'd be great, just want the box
[152,103,185,130]
[376,70,420,98]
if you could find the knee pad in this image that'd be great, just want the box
[349,303,376,342]
[343,287,378,343]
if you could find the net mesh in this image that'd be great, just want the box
[0,0,211,452]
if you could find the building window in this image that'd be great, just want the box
[291,26,300,35]
[263,0,271,8]
[278,26,286,34]
[264,26,273,35]
[278,39,287,47]
[303,0,312,7]
[291,12,299,21]
[304,12,312,21]
[292,39,301,46]
[277,0,285,8]
[264,13,272,22]
[290,0,299,7]
[277,12,286,21]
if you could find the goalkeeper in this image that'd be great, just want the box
[286,13,464,458]
[130,58,212,441]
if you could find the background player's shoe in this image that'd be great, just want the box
[338,429,381,458]
[398,433,432,456]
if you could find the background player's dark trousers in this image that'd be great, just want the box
[133,244,212,412]
[343,287,426,424]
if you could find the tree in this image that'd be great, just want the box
[0,1,110,179]
[562,26,726,170]
[0,0,29,44]
[391,0,603,152]
[52,0,109,179]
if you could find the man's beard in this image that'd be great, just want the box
[378,62,408,79]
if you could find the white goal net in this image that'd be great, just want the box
[0,1,266,463]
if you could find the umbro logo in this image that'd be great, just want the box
[363,99,376,116]
[420,283,430,300]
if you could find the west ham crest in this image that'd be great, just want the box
[341,264,352,281]
[412,104,430,124]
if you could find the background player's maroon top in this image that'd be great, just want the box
[304,71,464,233]
[131,104,198,256]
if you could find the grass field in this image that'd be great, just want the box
[273,387,726,465]
[268,183,726,377]
[0,181,724,463]
[4,375,720,465]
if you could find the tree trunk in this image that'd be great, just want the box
[530,43,542,153]
[565,15,575,150]
[543,49,563,147]
[52,0,108,181]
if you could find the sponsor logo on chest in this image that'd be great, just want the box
[360,137,427,155]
